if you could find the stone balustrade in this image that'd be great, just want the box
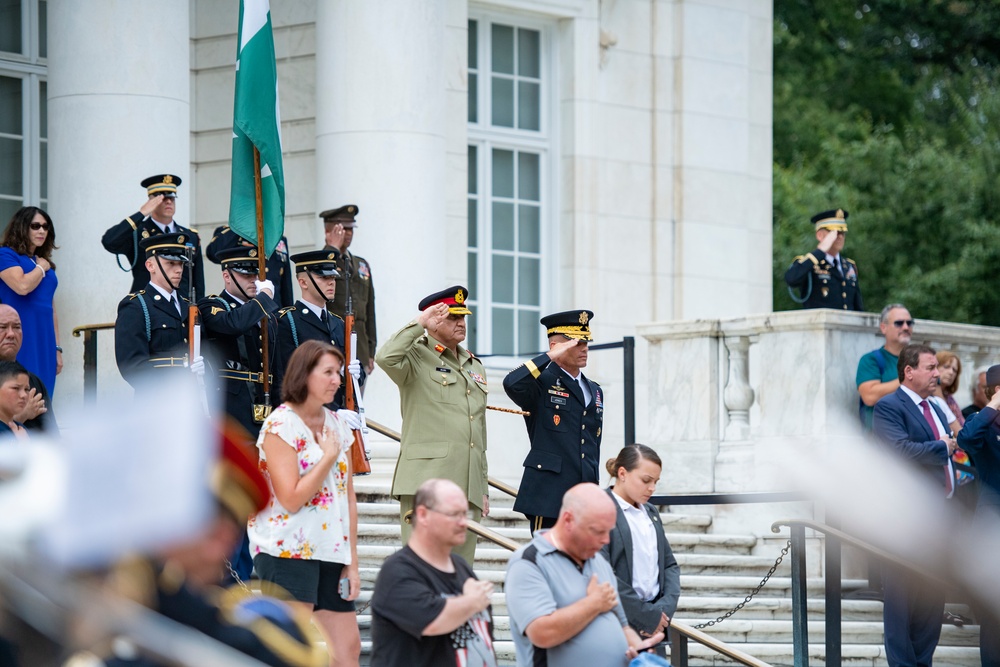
[639,309,1000,536]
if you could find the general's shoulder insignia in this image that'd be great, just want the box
[434,344,445,353]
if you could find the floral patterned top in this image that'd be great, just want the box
[248,404,353,564]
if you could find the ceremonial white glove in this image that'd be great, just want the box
[347,359,362,380]
[337,409,362,430]
[188,355,205,377]
[254,279,275,297]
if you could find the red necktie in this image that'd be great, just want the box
[920,400,954,496]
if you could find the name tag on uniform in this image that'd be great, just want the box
[549,396,567,405]
[436,367,451,373]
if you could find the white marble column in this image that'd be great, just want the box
[48,0,190,407]
[315,0,449,327]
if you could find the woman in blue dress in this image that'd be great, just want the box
[0,207,60,394]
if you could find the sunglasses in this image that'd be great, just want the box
[892,319,914,328]
[29,222,50,231]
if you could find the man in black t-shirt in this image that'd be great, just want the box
[370,479,497,667]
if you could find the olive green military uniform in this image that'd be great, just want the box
[376,320,488,563]
[325,248,377,367]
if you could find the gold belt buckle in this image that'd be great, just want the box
[253,404,272,424]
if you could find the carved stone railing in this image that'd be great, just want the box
[639,309,1000,535]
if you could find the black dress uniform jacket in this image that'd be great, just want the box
[784,249,863,311]
[199,290,280,436]
[114,284,190,388]
[274,300,350,409]
[102,212,206,300]
[206,226,294,308]
[503,353,604,520]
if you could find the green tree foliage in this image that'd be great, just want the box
[773,1,1000,324]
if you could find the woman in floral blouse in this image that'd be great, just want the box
[249,339,361,666]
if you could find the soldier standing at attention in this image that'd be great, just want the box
[322,205,377,375]
[274,250,362,412]
[376,286,489,565]
[784,208,863,311]
[205,225,294,308]
[198,246,279,438]
[503,310,604,531]
[114,233,204,389]
[102,174,206,300]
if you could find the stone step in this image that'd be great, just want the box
[678,575,870,598]
[676,595,885,621]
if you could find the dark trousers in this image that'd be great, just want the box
[524,514,557,533]
[882,565,944,667]
[226,531,254,585]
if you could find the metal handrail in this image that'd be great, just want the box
[770,518,949,667]
[72,321,116,404]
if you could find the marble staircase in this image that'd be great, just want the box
[350,479,981,667]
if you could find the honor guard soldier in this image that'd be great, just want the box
[206,225,294,307]
[375,286,489,565]
[784,208,864,311]
[114,233,205,389]
[102,174,206,300]
[198,247,280,438]
[503,309,604,531]
[322,205,377,374]
[274,250,362,410]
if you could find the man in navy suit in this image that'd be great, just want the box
[873,343,957,667]
[956,364,1000,667]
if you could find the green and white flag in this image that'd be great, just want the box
[229,0,284,258]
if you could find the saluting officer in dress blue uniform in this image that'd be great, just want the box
[102,174,206,300]
[114,233,205,389]
[198,246,280,438]
[503,309,604,531]
[274,250,363,411]
[205,225,294,308]
[784,208,864,311]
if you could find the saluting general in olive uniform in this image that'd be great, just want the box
[114,233,204,389]
[206,225,294,308]
[375,286,488,564]
[198,246,280,438]
[784,208,864,311]
[503,309,604,531]
[102,174,206,300]
[322,205,377,374]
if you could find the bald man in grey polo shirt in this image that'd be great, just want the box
[505,483,663,666]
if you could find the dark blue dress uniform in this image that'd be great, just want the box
[783,208,864,311]
[273,250,360,409]
[115,285,190,388]
[205,225,293,308]
[102,174,206,300]
[503,310,604,527]
[199,248,280,437]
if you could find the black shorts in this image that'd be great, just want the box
[253,553,356,613]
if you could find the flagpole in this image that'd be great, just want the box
[253,146,272,413]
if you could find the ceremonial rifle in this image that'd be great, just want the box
[341,253,372,476]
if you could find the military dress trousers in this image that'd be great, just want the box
[376,321,489,509]
[503,353,604,520]
[784,249,863,311]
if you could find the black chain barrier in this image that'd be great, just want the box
[692,538,792,629]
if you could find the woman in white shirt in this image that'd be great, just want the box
[601,444,680,642]
[248,339,360,667]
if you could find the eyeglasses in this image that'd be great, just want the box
[892,320,915,328]
[29,222,50,231]
[426,507,474,521]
